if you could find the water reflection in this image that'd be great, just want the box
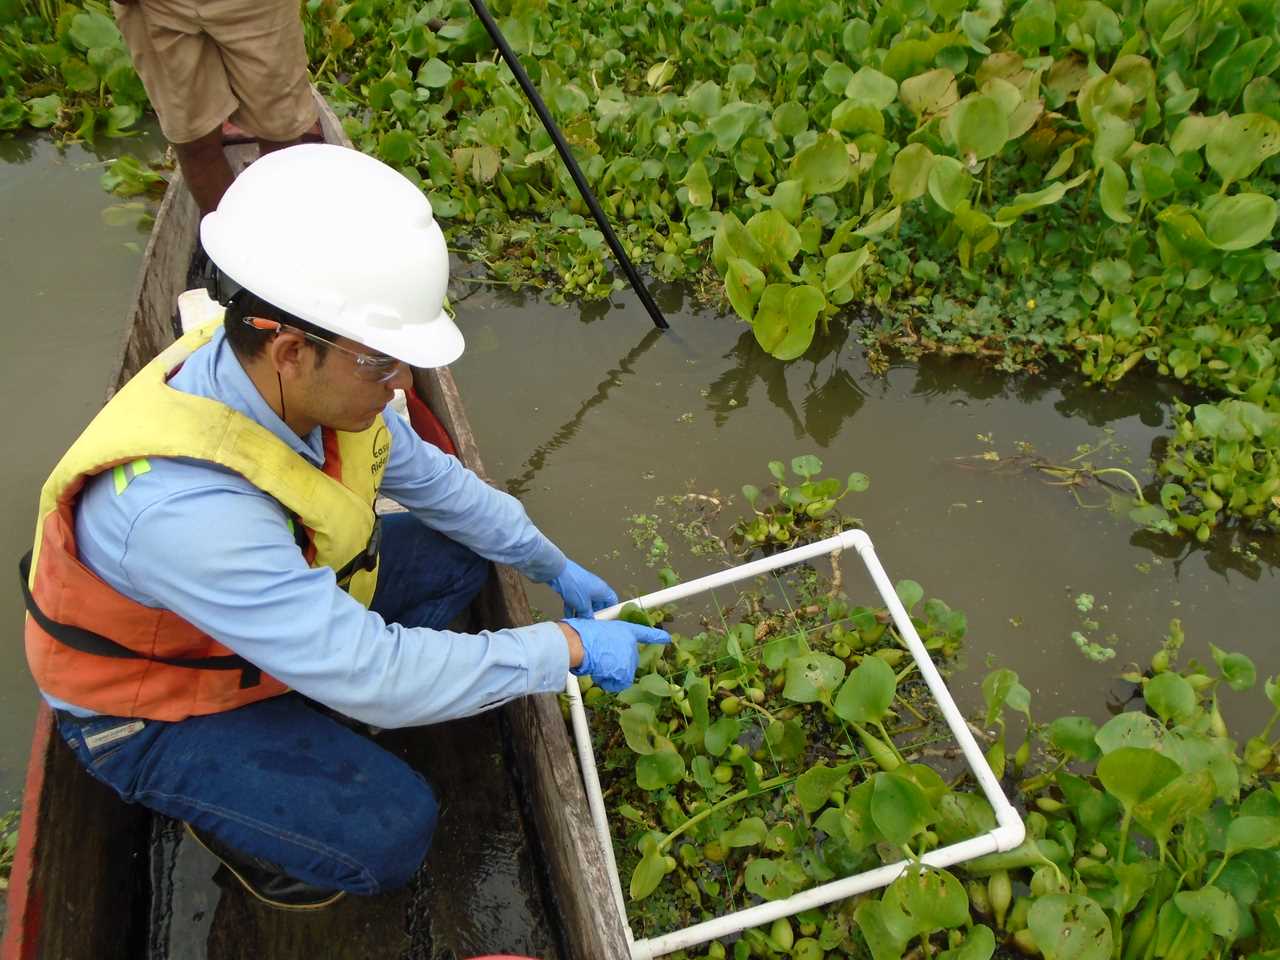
[451,283,1280,733]
[506,326,665,498]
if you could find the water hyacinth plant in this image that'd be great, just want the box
[581,460,1279,959]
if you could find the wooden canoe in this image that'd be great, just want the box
[2,91,630,960]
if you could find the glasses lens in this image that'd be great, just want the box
[354,356,402,383]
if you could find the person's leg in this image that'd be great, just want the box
[205,0,318,147]
[55,696,437,895]
[111,0,238,214]
[369,513,490,629]
[173,126,235,215]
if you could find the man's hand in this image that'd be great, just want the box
[561,619,670,693]
[547,558,618,618]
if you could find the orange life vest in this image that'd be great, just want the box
[22,323,388,722]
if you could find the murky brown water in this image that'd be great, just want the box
[450,282,1279,738]
[0,129,164,796]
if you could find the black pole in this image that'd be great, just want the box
[466,0,670,330]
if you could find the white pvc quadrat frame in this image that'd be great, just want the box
[565,528,1025,960]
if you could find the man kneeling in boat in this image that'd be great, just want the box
[20,143,668,911]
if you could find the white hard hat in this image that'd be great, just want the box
[200,143,463,368]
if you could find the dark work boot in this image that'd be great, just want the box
[184,822,346,911]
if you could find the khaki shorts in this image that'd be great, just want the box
[112,0,317,144]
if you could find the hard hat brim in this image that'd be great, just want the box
[373,308,465,369]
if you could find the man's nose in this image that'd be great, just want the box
[388,363,413,393]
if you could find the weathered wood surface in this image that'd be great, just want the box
[416,369,632,960]
[4,88,629,960]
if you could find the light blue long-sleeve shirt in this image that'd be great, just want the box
[48,326,570,728]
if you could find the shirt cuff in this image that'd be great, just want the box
[512,620,571,693]
[520,537,567,585]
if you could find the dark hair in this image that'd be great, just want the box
[223,289,333,363]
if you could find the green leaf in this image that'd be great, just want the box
[704,716,740,756]
[890,143,935,204]
[855,206,901,238]
[1143,672,1196,724]
[855,899,911,960]
[899,68,959,117]
[791,132,850,195]
[791,454,822,477]
[1028,893,1112,960]
[1096,747,1182,814]
[744,858,802,900]
[1202,193,1277,251]
[1209,644,1257,690]
[418,57,453,88]
[619,702,661,754]
[824,246,871,292]
[1094,712,1162,754]
[25,94,62,129]
[783,652,846,703]
[796,762,853,813]
[928,155,976,212]
[1099,161,1132,224]
[724,816,768,847]
[846,67,899,109]
[896,579,924,613]
[630,841,666,900]
[1225,816,1280,856]
[1133,771,1216,858]
[746,208,802,266]
[773,100,808,138]
[687,80,722,118]
[768,178,806,223]
[378,129,417,165]
[1207,36,1271,107]
[636,748,685,790]
[1046,716,1101,761]
[762,631,809,670]
[1012,0,1056,50]
[1205,112,1280,185]
[995,180,1069,223]
[890,866,969,936]
[848,472,871,492]
[1170,113,1224,156]
[945,94,1009,162]
[937,924,996,960]
[834,656,897,725]
[870,771,935,845]
[682,160,713,208]
[68,10,122,52]
[60,56,98,94]
[1092,114,1135,167]
[1174,886,1239,941]
[725,257,766,321]
[752,283,824,361]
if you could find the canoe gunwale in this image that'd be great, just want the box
[2,90,628,960]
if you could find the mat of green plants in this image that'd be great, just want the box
[584,456,1278,959]
[5,0,1280,539]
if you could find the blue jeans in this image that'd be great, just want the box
[55,515,490,894]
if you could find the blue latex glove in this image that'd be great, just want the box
[548,558,619,618]
[566,618,670,693]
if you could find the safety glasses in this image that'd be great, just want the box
[243,317,403,384]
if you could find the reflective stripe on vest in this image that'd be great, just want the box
[22,321,391,721]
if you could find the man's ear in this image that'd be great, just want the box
[266,330,308,378]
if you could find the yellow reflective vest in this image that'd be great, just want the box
[23,322,388,721]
